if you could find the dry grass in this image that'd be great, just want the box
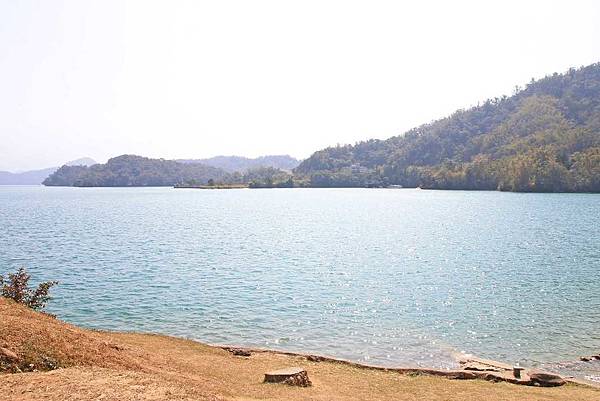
[1,298,599,401]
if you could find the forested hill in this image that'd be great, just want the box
[294,63,600,192]
[43,155,229,187]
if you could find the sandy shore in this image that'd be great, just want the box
[1,298,599,401]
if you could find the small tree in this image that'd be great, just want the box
[0,267,58,311]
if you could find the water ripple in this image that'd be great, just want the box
[1,186,599,380]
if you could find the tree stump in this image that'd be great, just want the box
[512,366,525,378]
[264,367,312,387]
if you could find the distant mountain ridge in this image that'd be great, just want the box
[0,167,57,185]
[65,157,97,167]
[178,155,300,172]
[0,157,96,185]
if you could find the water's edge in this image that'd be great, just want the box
[98,327,600,388]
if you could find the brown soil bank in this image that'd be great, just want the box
[1,298,599,401]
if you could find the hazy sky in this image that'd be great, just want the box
[1,0,599,171]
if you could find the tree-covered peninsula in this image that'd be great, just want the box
[43,155,230,187]
[43,155,294,188]
[294,63,600,192]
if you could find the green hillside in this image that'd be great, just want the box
[43,155,229,187]
[294,63,600,192]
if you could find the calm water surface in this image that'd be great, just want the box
[1,186,599,380]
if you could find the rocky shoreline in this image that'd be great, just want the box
[219,345,598,389]
[580,353,600,362]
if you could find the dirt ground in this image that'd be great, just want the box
[1,298,599,401]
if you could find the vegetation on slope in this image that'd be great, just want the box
[244,166,294,188]
[295,63,600,192]
[0,267,57,312]
[42,155,298,188]
[43,155,230,187]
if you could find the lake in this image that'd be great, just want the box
[1,186,599,381]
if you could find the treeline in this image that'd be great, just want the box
[43,155,229,187]
[43,155,295,188]
[294,63,600,192]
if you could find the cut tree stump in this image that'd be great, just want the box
[513,366,525,378]
[264,367,312,387]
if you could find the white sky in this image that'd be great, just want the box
[1,0,599,171]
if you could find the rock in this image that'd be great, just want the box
[229,348,251,357]
[306,355,324,362]
[446,370,478,380]
[482,372,504,382]
[0,347,18,361]
[264,367,312,387]
[103,341,124,351]
[461,361,502,372]
[41,355,59,370]
[581,356,592,362]
[458,357,512,371]
[529,371,566,387]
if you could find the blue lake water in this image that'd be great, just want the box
[1,186,599,380]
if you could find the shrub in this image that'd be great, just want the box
[0,267,58,311]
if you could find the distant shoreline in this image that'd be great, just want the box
[173,183,248,189]
[4,184,600,193]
